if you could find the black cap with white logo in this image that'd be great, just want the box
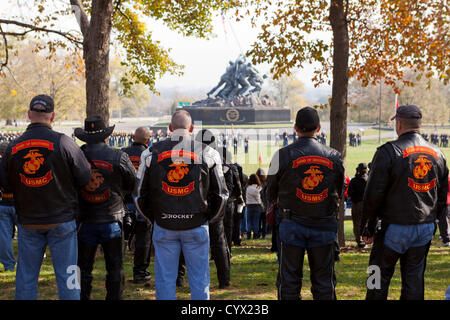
[390,105,422,121]
[29,94,54,113]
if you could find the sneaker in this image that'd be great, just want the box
[133,271,151,284]
[442,242,450,248]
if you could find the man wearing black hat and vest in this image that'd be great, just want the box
[347,163,368,249]
[266,106,345,300]
[121,126,153,284]
[0,95,92,300]
[135,110,228,300]
[75,116,136,300]
[361,105,448,300]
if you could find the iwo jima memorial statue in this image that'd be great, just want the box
[180,55,291,125]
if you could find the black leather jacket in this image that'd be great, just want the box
[121,142,147,204]
[0,123,91,224]
[361,131,448,237]
[78,142,136,224]
[266,136,345,226]
[347,173,368,203]
[136,134,229,230]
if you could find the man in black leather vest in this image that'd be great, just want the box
[136,111,228,300]
[361,105,448,300]
[121,126,153,284]
[267,107,345,300]
[75,116,136,300]
[0,95,92,300]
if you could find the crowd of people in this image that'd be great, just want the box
[348,132,362,147]
[421,132,449,148]
[0,95,448,301]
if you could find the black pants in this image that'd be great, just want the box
[437,205,450,243]
[133,220,152,277]
[366,238,431,300]
[232,205,242,245]
[277,243,336,300]
[177,219,231,286]
[223,201,234,252]
[259,210,267,238]
[78,236,124,300]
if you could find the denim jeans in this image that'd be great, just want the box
[247,204,261,237]
[0,205,17,271]
[15,220,80,300]
[240,206,248,234]
[384,222,435,254]
[279,218,336,248]
[78,222,122,245]
[152,222,210,300]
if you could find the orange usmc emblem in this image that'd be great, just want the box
[407,154,436,193]
[85,169,105,192]
[167,160,189,183]
[23,149,45,174]
[413,155,432,179]
[302,166,324,190]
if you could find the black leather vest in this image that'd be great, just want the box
[147,137,212,230]
[277,137,345,221]
[79,143,130,223]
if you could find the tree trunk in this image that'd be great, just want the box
[329,0,349,247]
[82,0,113,125]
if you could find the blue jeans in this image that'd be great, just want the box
[152,222,210,300]
[384,222,435,254]
[240,206,248,234]
[0,205,17,271]
[247,204,261,237]
[279,218,336,248]
[78,222,122,245]
[15,220,80,300]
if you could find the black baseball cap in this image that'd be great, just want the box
[390,105,422,121]
[295,107,320,132]
[29,94,54,113]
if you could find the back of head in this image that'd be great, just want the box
[391,105,422,131]
[133,126,151,144]
[28,94,55,125]
[256,168,267,182]
[295,106,320,134]
[248,174,261,187]
[171,110,192,131]
[356,163,368,175]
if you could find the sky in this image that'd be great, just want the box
[144,14,325,92]
[1,1,332,95]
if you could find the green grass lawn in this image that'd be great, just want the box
[0,221,448,300]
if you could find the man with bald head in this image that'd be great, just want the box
[121,126,152,284]
[135,110,229,300]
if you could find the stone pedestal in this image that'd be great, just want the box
[180,106,291,125]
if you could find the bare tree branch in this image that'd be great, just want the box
[0,19,83,45]
[0,24,8,71]
[70,0,90,36]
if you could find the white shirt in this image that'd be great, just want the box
[246,184,262,205]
